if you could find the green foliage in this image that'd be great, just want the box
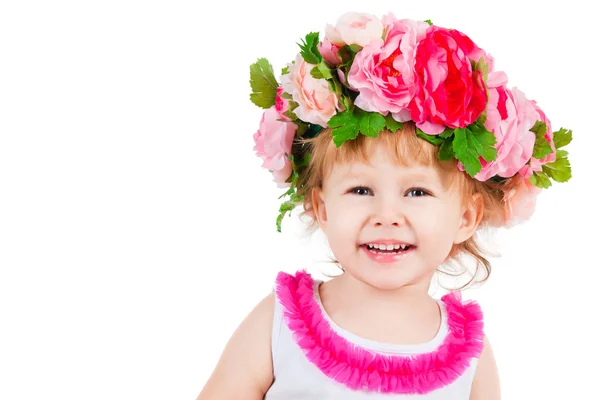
[384,114,403,132]
[528,125,573,189]
[328,109,388,147]
[531,121,553,159]
[275,153,310,232]
[329,111,360,147]
[529,171,552,189]
[249,58,278,109]
[438,139,455,161]
[358,111,386,138]
[298,32,322,64]
[416,129,445,146]
[553,128,573,149]
[452,123,497,177]
[310,60,334,80]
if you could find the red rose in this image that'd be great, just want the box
[409,27,488,134]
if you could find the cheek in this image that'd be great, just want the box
[413,201,462,239]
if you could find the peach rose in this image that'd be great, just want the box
[325,12,384,47]
[280,53,340,127]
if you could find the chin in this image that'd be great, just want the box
[350,264,425,291]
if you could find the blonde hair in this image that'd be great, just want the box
[290,121,521,290]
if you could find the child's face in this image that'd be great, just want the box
[313,143,479,291]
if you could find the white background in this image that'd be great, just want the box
[0,0,597,399]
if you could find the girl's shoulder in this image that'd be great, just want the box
[198,292,275,399]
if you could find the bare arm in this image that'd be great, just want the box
[196,292,275,400]
[470,335,501,400]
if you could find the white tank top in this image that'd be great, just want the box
[264,270,483,399]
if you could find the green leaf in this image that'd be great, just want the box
[317,61,333,79]
[282,101,298,121]
[310,65,324,79]
[471,56,489,83]
[281,66,289,75]
[476,110,487,125]
[310,61,334,80]
[556,149,568,158]
[249,58,278,109]
[439,127,454,139]
[340,94,353,111]
[349,44,362,53]
[438,139,455,161]
[416,129,445,146]
[278,184,296,199]
[337,45,356,64]
[529,171,552,189]
[453,128,482,177]
[531,120,553,159]
[384,114,403,132]
[543,156,572,183]
[331,124,359,147]
[289,192,304,203]
[276,200,297,232]
[328,111,360,147]
[295,121,309,137]
[358,111,386,137]
[328,110,356,127]
[424,19,433,26]
[553,128,573,149]
[297,32,322,64]
[467,123,497,162]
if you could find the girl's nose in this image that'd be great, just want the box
[372,197,406,227]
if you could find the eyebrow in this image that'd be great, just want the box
[339,168,440,183]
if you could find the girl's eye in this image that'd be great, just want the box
[350,187,371,196]
[406,188,429,197]
[348,187,430,197]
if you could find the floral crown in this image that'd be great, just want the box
[249,12,572,232]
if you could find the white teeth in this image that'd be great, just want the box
[366,243,411,250]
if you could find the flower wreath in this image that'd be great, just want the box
[249,12,572,232]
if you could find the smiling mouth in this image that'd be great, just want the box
[360,243,416,255]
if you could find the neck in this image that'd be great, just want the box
[330,270,435,311]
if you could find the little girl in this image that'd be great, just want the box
[198,11,572,399]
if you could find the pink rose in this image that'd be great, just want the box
[494,177,542,228]
[518,99,556,178]
[465,74,536,181]
[253,107,297,188]
[409,27,489,135]
[347,16,429,122]
[280,53,340,127]
[325,12,384,47]
[275,87,291,121]
[318,37,342,66]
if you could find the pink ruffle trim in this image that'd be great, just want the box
[275,270,484,394]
